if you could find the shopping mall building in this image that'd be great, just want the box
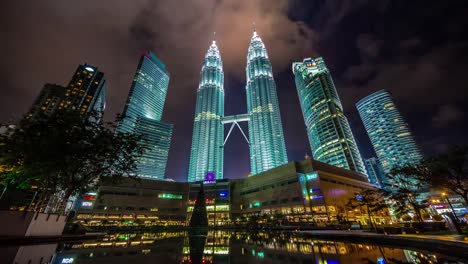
[73,159,390,228]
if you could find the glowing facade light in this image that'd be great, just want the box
[188,41,224,182]
[246,31,288,174]
[117,52,172,180]
[356,90,422,185]
[85,66,95,72]
[292,57,367,176]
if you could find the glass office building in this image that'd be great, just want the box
[118,52,172,180]
[246,31,288,175]
[188,41,225,182]
[133,117,173,179]
[356,90,422,180]
[118,52,170,133]
[364,157,385,187]
[292,57,367,175]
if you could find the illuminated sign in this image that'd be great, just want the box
[81,201,93,207]
[306,172,318,181]
[311,195,323,200]
[158,193,183,199]
[61,258,74,264]
[356,194,364,201]
[219,191,228,197]
[377,257,386,264]
[309,188,321,194]
[84,66,94,72]
[84,195,96,201]
[205,172,215,182]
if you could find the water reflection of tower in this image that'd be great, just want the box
[181,230,230,264]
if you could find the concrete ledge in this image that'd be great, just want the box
[298,230,468,259]
[0,211,67,237]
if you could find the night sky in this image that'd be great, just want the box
[1,0,467,182]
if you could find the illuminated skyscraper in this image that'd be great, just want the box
[61,64,106,119]
[28,64,106,120]
[364,157,385,187]
[246,31,288,175]
[356,90,422,180]
[292,57,367,175]
[118,52,173,180]
[27,83,66,119]
[118,52,170,133]
[188,40,224,182]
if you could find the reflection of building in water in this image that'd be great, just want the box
[50,231,450,263]
[181,230,230,264]
[72,159,389,228]
[187,180,231,226]
[52,232,186,264]
[231,232,409,264]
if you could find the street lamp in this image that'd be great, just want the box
[441,192,458,223]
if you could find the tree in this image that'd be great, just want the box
[346,189,388,230]
[427,146,468,204]
[383,171,429,223]
[0,110,145,213]
[390,146,468,221]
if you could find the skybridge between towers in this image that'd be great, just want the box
[221,114,250,146]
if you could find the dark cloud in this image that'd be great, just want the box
[432,104,465,128]
[1,0,468,180]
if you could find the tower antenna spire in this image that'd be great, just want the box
[213,32,216,43]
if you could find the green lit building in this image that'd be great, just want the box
[118,51,173,180]
[188,40,225,182]
[246,31,288,174]
[356,90,423,183]
[292,57,367,176]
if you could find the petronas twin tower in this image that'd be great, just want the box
[188,31,288,182]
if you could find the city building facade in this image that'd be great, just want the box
[364,157,386,187]
[246,31,288,174]
[27,63,106,120]
[74,178,189,227]
[356,90,423,184]
[73,160,389,228]
[61,63,106,117]
[27,83,66,119]
[188,40,225,182]
[292,57,367,176]
[117,52,173,180]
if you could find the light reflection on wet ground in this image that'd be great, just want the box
[3,231,467,264]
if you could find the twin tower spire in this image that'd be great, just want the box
[188,30,288,182]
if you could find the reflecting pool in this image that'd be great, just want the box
[3,231,467,264]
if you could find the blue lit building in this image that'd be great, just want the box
[292,57,367,176]
[188,40,225,182]
[133,117,173,179]
[356,90,423,181]
[364,157,385,187]
[246,31,288,174]
[118,51,172,180]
